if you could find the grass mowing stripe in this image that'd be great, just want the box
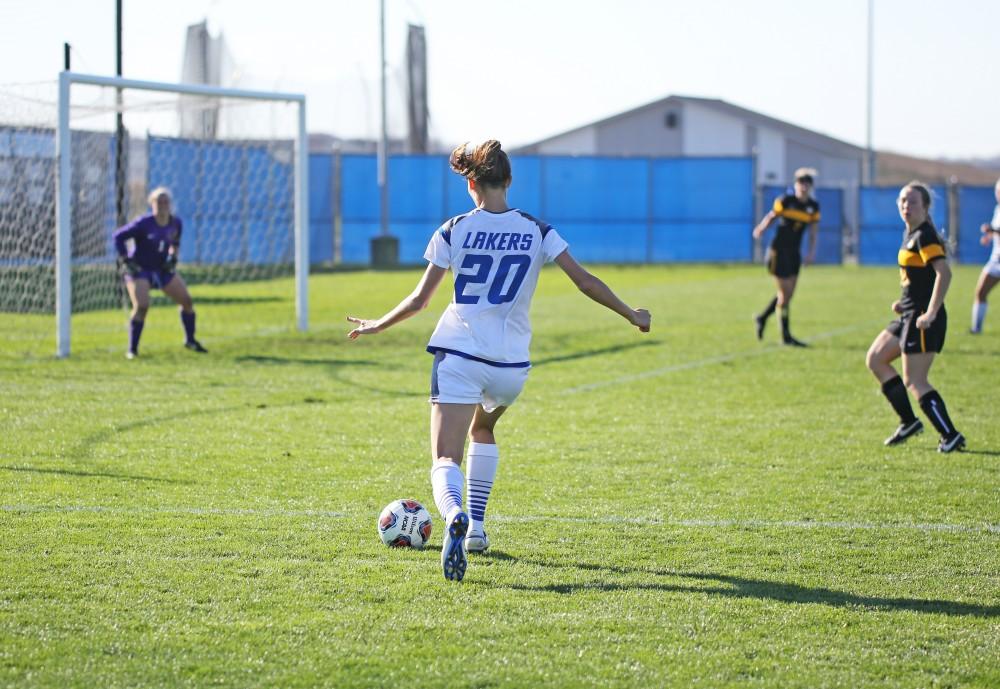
[564,318,886,393]
[4,503,996,535]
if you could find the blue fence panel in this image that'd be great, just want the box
[652,158,753,262]
[558,222,647,263]
[759,185,843,264]
[390,156,448,222]
[341,155,380,222]
[859,185,948,265]
[652,223,751,261]
[309,153,333,263]
[543,157,648,222]
[507,155,542,217]
[341,222,378,263]
[331,154,758,264]
[339,155,380,262]
[957,186,996,265]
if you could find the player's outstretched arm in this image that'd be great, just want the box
[348,263,448,339]
[554,251,650,332]
[752,211,777,239]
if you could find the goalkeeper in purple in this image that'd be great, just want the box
[347,140,651,582]
[113,187,207,358]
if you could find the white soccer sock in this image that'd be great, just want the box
[972,301,987,333]
[466,442,499,536]
[430,459,464,523]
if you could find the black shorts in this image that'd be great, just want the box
[887,307,947,354]
[766,248,801,278]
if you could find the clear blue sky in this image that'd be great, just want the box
[1,0,997,159]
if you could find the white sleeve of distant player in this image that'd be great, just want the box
[541,228,569,262]
[423,229,451,269]
[991,205,1000,231]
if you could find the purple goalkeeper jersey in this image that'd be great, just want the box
[113,214,182,270]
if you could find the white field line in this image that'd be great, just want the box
[565,319,883,394]
[3,503,997,535]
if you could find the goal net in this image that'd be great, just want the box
[0,72,307,357]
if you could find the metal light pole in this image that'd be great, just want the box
[377,0,389,237]
[370,0,398,266]
[865,0,875,185]
[115,0,127,227]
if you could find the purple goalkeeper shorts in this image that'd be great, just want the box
[125,270,175,290]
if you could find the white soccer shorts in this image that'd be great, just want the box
[429,351,529,411]
[983,259,1000,279]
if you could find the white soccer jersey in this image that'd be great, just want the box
[990,205,1000,263]
[424,208,569,366]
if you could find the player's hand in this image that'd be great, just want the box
[630,308,651,333]
[347,316,382,339]
[117,256,140,276]
[982,223,992,234]
[891,300,903,314]
[162,254,178,272]
[752,227,764,239]
[916,311,936,329]
[982,233,993,247]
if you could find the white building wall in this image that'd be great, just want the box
[536,126,598,155]
[755,126,785,184]
[681,102,746,155]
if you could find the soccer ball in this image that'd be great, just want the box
[377,499,433,549]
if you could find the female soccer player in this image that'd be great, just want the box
[113,187,207,358]
[347,140,651,582]
[969,177,1000,334]
[751,168,820,347]
[865,181,964,452]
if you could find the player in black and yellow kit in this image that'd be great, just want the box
[752,168,820,346]
[865,181,965,452]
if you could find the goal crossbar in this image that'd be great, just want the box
[55,71,309,357]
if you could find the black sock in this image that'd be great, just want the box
[919,390,958,438]
[881,376,917,424]
[759,296,778,321]
[780,305,791,339]
[129,318,144,354]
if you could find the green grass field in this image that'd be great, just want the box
[1,264,998,688]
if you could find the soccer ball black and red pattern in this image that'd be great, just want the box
[377,499,433,549]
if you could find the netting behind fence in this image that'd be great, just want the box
[0,79,302,321]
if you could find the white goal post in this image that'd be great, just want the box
[54,71,308,358]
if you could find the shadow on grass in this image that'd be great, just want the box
[186,295,285,305]
[1,464,192,484]
[235,354,423,398]
[236,355,380,367]
[501,559,1000,618]
[532,340,662,367]
[68,398,335,464]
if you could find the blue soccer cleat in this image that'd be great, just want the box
[442,511,469,582]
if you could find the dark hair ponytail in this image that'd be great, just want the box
[449,139,512,188]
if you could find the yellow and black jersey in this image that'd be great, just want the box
[898,221,946,312]
[770,194,820,251]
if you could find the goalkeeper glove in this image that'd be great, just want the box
[117,256,141,276]
[162,254,178,273]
